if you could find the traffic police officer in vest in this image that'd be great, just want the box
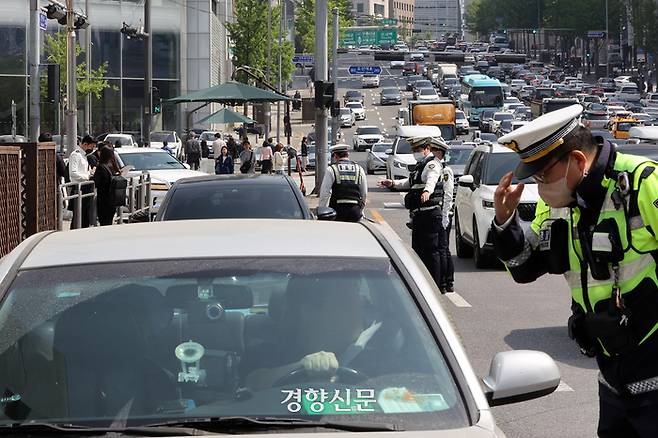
[379,136,454,292]
[318,144,368,222]
[492,104,658,437]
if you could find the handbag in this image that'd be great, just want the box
[240,151,253,173]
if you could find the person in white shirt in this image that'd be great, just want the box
[68,135,95,229]
[211,132,226,158]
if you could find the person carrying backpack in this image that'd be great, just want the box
[185,133,201,170]
[93,146,126,226]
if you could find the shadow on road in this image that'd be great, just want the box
[504,326,599,370]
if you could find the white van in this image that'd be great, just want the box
[628,126,658,143]
[385,125,443,180]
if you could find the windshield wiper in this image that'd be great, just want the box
[0,422,210,436]
[146,416,401,432]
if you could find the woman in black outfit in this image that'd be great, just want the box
[93,146,118,226]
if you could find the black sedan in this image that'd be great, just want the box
[155,174,314,221]
[380,88,402,105]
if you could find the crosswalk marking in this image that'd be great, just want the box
[444,292,472,308]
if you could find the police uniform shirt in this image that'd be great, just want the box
[393,156,443,197]
[440,161,455,222]
[318,160,368,207]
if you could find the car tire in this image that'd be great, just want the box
[454,210,473,258]
[473,218,494,269]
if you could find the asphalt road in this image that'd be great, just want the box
[291,53,601,438]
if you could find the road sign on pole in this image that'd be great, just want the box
[587,30,606,38]
[348,66,382,75]
[39,12,48,31]
[340,28,398,46]
[293,54,314,64]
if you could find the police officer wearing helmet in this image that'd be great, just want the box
[492,104,658,437]
[380,136,454,292]
[318,144,367,222]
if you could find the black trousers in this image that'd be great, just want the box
[69,184,93,229]
[598,383,658,437]
[411,209,442,286]
[334,204,363,222]
[439,219,455,289]
[187,153,200,170]
[97,205,116,226]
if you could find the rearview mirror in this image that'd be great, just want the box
[315,206,337,221]
[483,350,560,407]
[458,174,474,187]
[385,149,393,155]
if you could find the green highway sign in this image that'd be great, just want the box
[380,18,397,26]
[341,28,398,46]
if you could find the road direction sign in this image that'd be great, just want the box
[348,66,382,75]
[292,54,314,64]
[341,28,398,46]
[39,12,48,31]
[380,18,398,26]
[587,31,606,39]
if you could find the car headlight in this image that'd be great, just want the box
[393,161,407,169]
[482,200,495,209]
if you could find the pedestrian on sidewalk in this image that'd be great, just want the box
[227,134,237,159]
[239,139,256,174]
[68,135,96,229]
[260,138,274,174]
[284,113,292,139]
[201,139,210,159]
[185,133,201,170]
[300,137,308,172]
[93,146,120,226]
[273,143,285,175]
[215,145,234,174]
[212,132,226,158]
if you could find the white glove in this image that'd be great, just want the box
[300,351,339,375]
[442,215,450,230]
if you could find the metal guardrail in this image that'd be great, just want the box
[57,172,152,229]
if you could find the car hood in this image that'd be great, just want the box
[350,108,365,113]
[131,169,207,184]
[357,135,385,140]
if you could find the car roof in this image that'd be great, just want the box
[397,125,442,137]
[115,147,166,154]
[173,174,293,187]
[21,220,388,269]
[476,142,512,153]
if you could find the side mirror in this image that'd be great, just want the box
[315,206,337,221]
[482,350,560,407]
[458,174,474,187]
[385,149,393,155]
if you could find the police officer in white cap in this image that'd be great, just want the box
[380,136,454,292]
[492,104,658,437]
[319,143,368,222]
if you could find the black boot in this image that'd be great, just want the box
[445,284,454,293]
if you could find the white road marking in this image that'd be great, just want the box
[444,292,472,308]
[555,381,575,392]
[383,202,405,208]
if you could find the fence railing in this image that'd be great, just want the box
[117,172,152,224]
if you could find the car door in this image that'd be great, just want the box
[456,150,483,241]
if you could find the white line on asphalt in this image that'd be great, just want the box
[383,202,405,208]
[555,381,574,392]
[444,292,472,308]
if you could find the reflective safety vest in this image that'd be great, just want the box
[404,157,444,211]
[530,152,658,356]
[329,160,363,207]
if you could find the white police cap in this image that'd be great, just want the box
[329,144,350,154]
[408,136,451,151]
[498,104,584,179]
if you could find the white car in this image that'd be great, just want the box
[390,60,405,69]
[386,125,443,180]
[362,74,380,88]
[417,88,440,101]
[149,131,183,158]
[615,83,641,102]
[489,112,514,134]
[115,147,206,212]
[410,53,424,61]
[104,133,138,148]
[352,125,385,152]
[509,79,526,94]
[641,93,658,107]
[346,101,366,121]
[339,108,356,127]
[455,110,470,134]
[366,141,393,174]
[393,43,409,51]
[454,142,539,268]
[614,75,632,87]
[357,45,371,53]
[502,97,521,111]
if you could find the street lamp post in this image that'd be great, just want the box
[65,0,77,156]
[605,0,610,78]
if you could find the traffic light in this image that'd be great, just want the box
[330,100,340,117]
[152,87,162,114]
[314,81,335,109]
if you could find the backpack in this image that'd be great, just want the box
[189,140,201,155]
[107,167,128,207]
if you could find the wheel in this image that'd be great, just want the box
[473,218,493,269]
[454,210,473,258]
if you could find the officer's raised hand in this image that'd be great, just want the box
[494,171,525,224]
[378,179,393,188]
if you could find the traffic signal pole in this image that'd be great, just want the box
[65,0,77,156]
[143,0,152,146]
[29,0,40,142]
[330,7,339,146]
[314,0,328,193]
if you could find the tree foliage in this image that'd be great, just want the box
[294,0,354,54]
[43,30,115,102]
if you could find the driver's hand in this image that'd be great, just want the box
[300,351,339,376]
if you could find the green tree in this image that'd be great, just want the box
[43,30,115,103]
[294,0,354,54]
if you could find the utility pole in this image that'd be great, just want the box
[143,0,152,146]
[65,0,77,156]
[314,0,328,192]
[330,7,339,146]
[84,0,91,136]
[265,0,272,140]
[29,0,40,142]
[276,0,283,143]
[605,0,610,78]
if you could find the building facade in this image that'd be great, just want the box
[352,0,388,19]
[0,0,233,141]
[413,0,461,40]
[388,0,414,42]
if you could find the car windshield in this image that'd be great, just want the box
[470,87,503,108]
[162,183,304,220]
[372,143,391,152]
[382,89,398,96]
[420,89,437,95]
[357,127,382,135]
[499,120,512,130]
[395,138,413,154]
[444,78,458,86]
[455,112,465,120]
[618,122,640,132]
[106,136,133,146]
[346,103,363,109]
[493,113,513,121]
[415,81,432,88]
[151,132,176,142]
[484,152,533,184]
[118,151,185,170]
[445,149,472,165]
[340,108,352,116]
[0,258,469,429]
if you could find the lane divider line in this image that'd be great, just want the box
[444,292,472,308]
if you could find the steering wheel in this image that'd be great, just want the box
[274,366,369,387]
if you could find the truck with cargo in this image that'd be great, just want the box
[400,100,457,141]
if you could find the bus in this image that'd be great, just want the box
[460,74,505,124]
